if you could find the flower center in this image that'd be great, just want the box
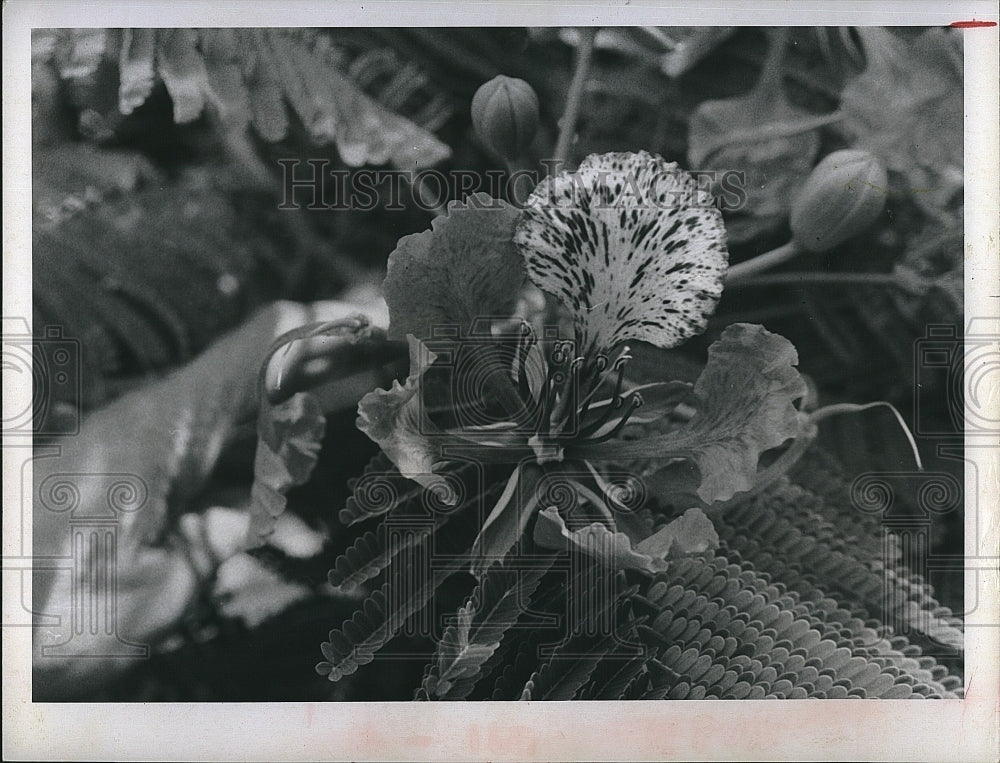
[516,324,644,459]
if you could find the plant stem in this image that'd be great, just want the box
[808,401,923,470]
[553,27,597,169]
[724,240,802,284]
[753,27,791,99]
[725,271,924,293]
[697,111,843,156]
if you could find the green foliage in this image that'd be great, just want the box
[317,567,456,683]
[519,583,640,701]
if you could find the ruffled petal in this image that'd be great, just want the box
[356,335,457,503]
[383,193,524,340]
[533,505,718,574]
[514,151,728,355]
[572,323,807,504]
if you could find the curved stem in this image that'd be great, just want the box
[724,240,802,284]
[808,401,923,470]
[553,27,597,169]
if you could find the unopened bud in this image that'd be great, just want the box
[471,75,540,160]
[790,149,888,253]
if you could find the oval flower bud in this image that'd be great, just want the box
[790,149,888,253]
[471,75,540,160]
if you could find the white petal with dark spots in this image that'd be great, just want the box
[514,151,728,354]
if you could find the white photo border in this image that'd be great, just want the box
[3,3,998,761]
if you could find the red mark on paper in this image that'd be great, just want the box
[950,20,997,28]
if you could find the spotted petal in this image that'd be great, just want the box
[514,151,728,355]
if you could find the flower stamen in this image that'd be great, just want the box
[515,322,536,400]
[585,392,645,443]
[575,345,632,423]
[581,392,643,443]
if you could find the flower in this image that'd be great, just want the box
[361,151,810,577]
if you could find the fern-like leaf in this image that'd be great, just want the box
[339,456,476,527]
[50,28,452,169]
[326,520,436,594]
[420,561,550,700]
[520,640,609,701]
[579,642,651,700]
[519,581,639,701]
[328,484,472,593]
[316,559,463,683]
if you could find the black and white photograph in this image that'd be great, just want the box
[4,2,999,761]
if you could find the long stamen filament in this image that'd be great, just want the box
[575,393,624,440]
[516,322,536,400]
[537,362,566,435]
[586,393,644,444]
[576,346,631,421]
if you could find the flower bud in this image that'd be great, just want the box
[471,75,540,160]
[790,149,888,253]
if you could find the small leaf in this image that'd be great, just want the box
[518,585,634,700]
[317,559,463,682]
[238,29,289,142]
[329,476,479,593]
[155,29,211,124]
[423,561,549,700]
[199,29,252,128]
[327,522,434,594]
[56,29,109,81]
[383,194,524,340]
[118,29,156,115]
[259,29,450,169]
[580,648,648,700]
